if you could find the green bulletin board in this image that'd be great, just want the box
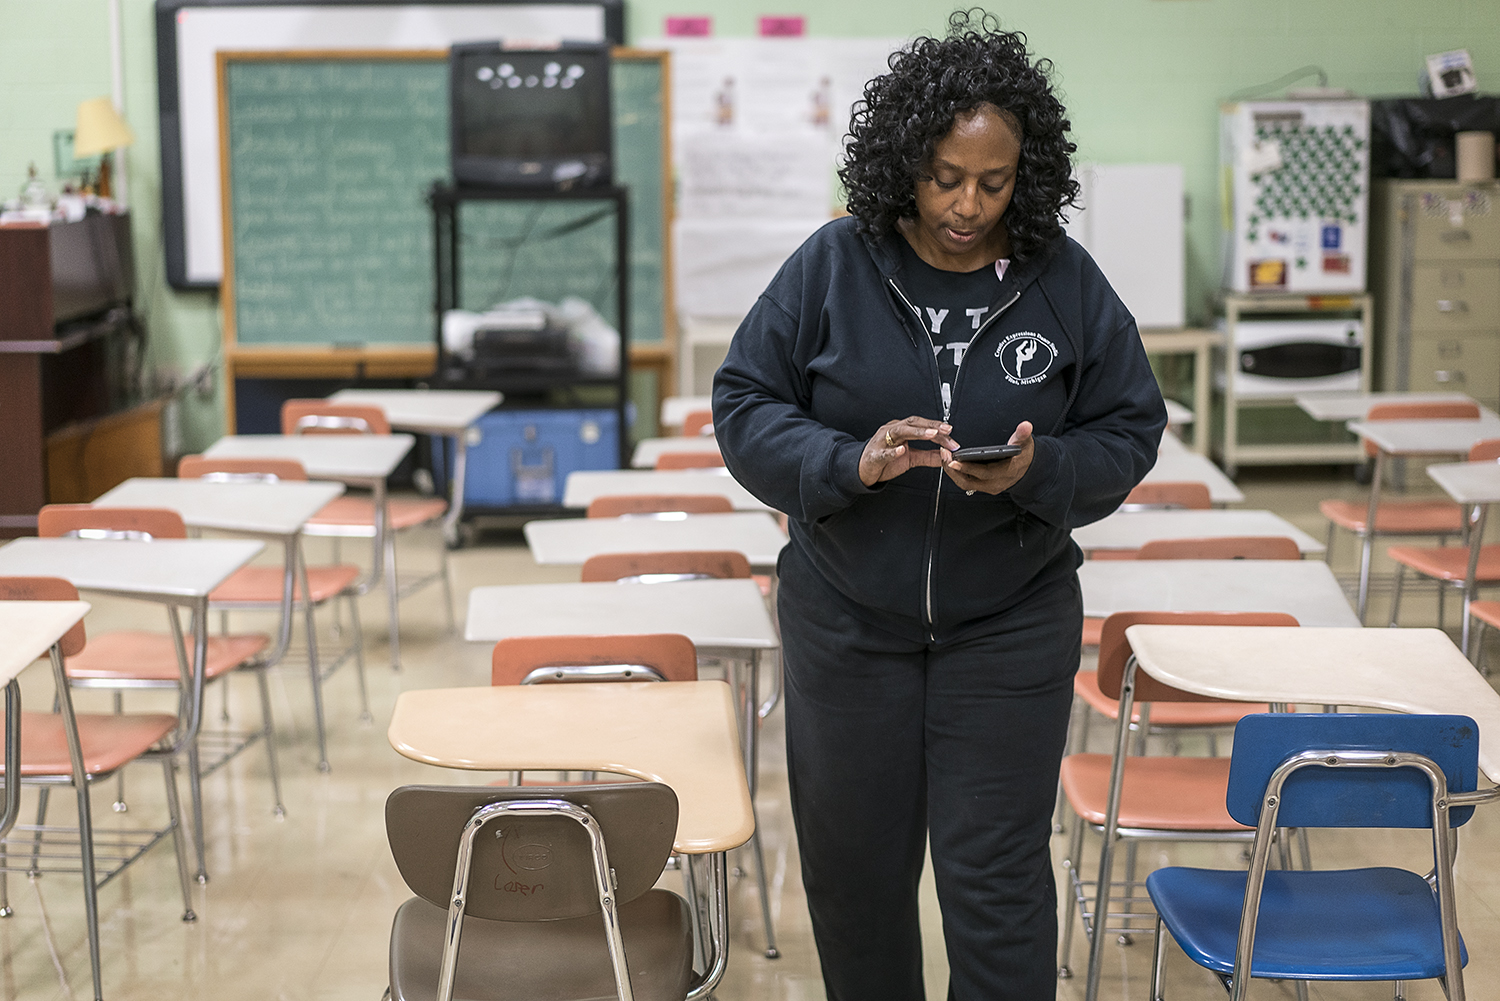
[220,49,670,350]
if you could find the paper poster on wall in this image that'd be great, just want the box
[674,217,830,316]
[679,132,832,217]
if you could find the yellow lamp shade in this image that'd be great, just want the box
[74,97,135,158]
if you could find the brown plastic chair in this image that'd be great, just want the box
[585,494,734,518]
[1058,610,1301,998]
[384,782,698,1001]
[655,451,725,470]
[0,577,196,1001]
[1134,535,1302,561]
[1320,401,1480,620]
[1387,440,1500,650]
[580,551,752,585]
[1120,481,1212,511]
[679,409,715,437]
[491,633,700,686]
[280,400,453,670]
[177,456,370,772]
[38,503,285,828]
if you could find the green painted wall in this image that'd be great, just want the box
[3,0,1497,447]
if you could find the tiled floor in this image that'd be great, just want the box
[3,463,1499,1000]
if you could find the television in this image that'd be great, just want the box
[450,41,612,190]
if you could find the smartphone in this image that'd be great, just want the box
[950,444,1023,463]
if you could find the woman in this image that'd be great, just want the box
[712,11,1166,1001]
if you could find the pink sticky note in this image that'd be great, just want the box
[665,16,712,37]
[758,15,805,37]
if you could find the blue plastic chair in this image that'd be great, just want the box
[1145,713,1481,1001]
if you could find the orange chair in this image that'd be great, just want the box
[0,577,196,1001]
[680,409,715,437]
[585,494,734,518]
[1386,437,1500,652]
[1133,535,1302,561]
[281,400,453,672]
[1119,481,1212,511]
[1320,401,1479,620]
[581,550,752,584]
[178,455,370,773]
[1058,610,1301,997]
[655,451,725,470]
[38,503,284,850]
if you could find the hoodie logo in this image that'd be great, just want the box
[996,332,1057,385]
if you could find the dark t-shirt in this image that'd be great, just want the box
[897,238,1010,415]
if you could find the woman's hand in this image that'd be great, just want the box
[859,416,960,487]
[941,421,1034,495]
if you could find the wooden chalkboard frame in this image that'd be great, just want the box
[215,47,674,429]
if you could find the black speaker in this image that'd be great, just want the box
[450,41,612,190]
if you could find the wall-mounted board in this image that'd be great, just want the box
[217,47,671,411]
[156,0,624,290]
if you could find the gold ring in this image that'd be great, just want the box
[884,430,896,448]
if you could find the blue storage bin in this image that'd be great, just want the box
[438,408,619,508]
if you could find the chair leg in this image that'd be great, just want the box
[384,531,401,672]
[1438,575,1448,630]
[747,811,780,958]
[1389,564,1407,628]
[440,543,457,634]
[298,549,331,772]
[330,538,344,638]
[255,670,286,818]
[161,758,197,922]
[1324,521,1336,565]
[74,776,103,1001]
[1149,915,1168,1001]
[1118,840,1140,945]
[1357,530,1376,622]
[0,835,10,917]
[347,594,372,723]
[29,787,49,876]
[112,691,128,813]
[1058,806,1087,979]
[187,738,209,883]
[1394,981,1406,1000]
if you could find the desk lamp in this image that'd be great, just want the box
[73,97,134,200]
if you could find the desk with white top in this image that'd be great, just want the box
[327,389,500,546]
[1078,560,1358,626]
[1295,391,1479,422]
[1425,460,1500,655]
[1073,509,1324,554]
[1140,451,1244,505]
[0,537,263,876]
[0,600,91,839]
[1124,624,1500,783]
[563,469,772,512]
[525,512,788,571]
[388,679,754,997]
[632,436,724,468]
[661,395,713,430]
[94,477,347,769]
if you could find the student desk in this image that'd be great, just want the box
[327,388,500,546]
[563,469,772,512]
[203,434,415,670]
[1425,460,1500,655]
[1140,452,1244,505]
[0,537,263,878]
[1295,390,1479,422]
[632,436,723,468]
[524,512,789,571]
[93,477,347,768]
[1341,414,1500,619]
[1123,624,1500,783]
[1072,510,1324,555]
[388,680,754,997]
[1157,432,1189,456]
[0,600,91,838]
[1078,560,1358,626]
[661,395,713,430]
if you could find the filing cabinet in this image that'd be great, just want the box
[1372,180,1500,408]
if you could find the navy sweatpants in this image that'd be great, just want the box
[779,563,1080,1001]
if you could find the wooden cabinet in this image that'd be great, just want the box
[1372,180,1500,408]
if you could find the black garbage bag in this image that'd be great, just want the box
[1370,95,1500,178]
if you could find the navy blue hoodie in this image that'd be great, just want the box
[713,216,1166,643]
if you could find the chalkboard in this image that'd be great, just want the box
[219,49,670,351]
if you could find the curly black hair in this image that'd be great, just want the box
[839,9,1080,263]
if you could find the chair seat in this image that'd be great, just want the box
[389,889,695,1001]
[209,564,361,605]
[1148,866,1466,981]
[305,495,448,533]
[66,632,269,683]
[1073,671,1269,727]
[1060,753,1246,831]
[0,711,177,778]
[1387,544,1500,583]
[1088,549,1140,561]
[1319,498,1464,535]
[1469,600,1500,629]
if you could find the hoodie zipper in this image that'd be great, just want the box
[889,278,1022,640]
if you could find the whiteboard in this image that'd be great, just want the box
[156,1,621,289]
[1063,163,1185,329]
